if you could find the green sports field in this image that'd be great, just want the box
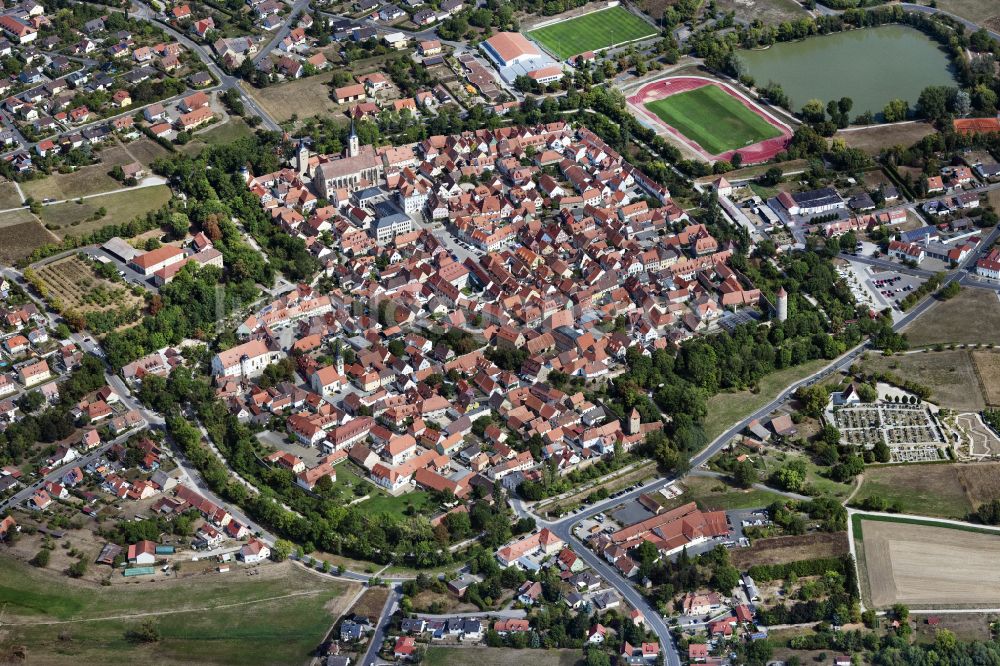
[528,6,658,60]
[644,84,783,156]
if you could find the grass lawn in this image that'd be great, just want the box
[645,84,782,155]
[331,462,438,520]
[39,185,172,239]
[903,288,1000,347]
[0,558,349,665]
[181,117,254,156]
[528,6,657,60]
[703,358,832,442]
[360,488,436,519]
[425,647,582,666]
[852,463,974,519]
[679,475,788,510]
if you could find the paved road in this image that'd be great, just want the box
[360,585,401,666]
[130,1,281,132]
[899,3,1000,41]
[839,252,936,279]
[252,0,311,66]
[515,224,1000,666]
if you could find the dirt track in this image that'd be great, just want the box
[862,519,1000,607]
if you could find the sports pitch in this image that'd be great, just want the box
[528,6,658,60]
[644,84,783,156]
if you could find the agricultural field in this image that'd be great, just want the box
[644,84,782,155]
[860,350,987,412]
[528,6,657,60]
[34,256,143,314]
[243,74,347,124]
[730,532,849,569]
[855,516,1000,608]
[0,211,56,263]
[0,181,22,209]
[39,185,172,239]
[836,121,937,155]
[972,350,1000,406]
[904,288,1000,347]
[0,557,352,665]
[851,463,975,519]
[425,647,582,666]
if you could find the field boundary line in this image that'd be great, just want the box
[4,589,324,626]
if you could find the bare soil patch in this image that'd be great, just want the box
[905,288,1000,347]
[347,587,390,623]
[861,518,1000,608]
[837,122,936,154]
[730,532,848,569]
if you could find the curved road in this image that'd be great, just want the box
[516,224,1000,666]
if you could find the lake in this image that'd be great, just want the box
[738,25,958,118]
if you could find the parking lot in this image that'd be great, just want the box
[868,269,924,311]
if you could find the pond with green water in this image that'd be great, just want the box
[738,25,959,118]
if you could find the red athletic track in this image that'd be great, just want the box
[627,76,792,164]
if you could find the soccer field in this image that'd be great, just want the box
[644,84,782,156]
[528,6,658,60]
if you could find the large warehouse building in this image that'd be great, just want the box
[481,32,564,85]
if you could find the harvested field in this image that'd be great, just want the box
[836,121,936,154]
[904,288,1000,347]
[243,73,344,124]
[861,350,986,411]
[34,256,142,314]
[346,586,390,623]
[0,181,22,209]
[425,647,582,666]
[858,517,1000,608]
[730,532,849,569]
[955,462,1000,507]
[0,212,57,263]
[39,185,172,239]
[852,463,974,519]
[972,351,1000,406]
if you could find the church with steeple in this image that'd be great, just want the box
[311,119,383,200]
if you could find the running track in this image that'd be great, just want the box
[627,76,792,164]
